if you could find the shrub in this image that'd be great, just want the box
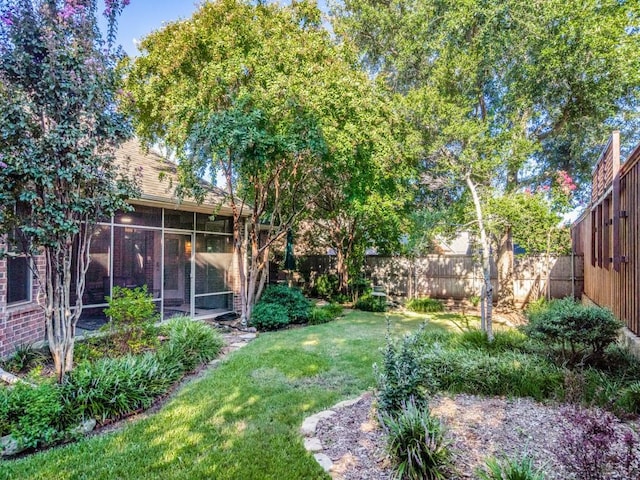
[103,286,160,353]
[250,302,291,331]
[380,397,450,480]
[158,317,224,371]
[477,456,546,480]
[556,405,640,480]
[308,303,343,325]
[523,298,622,365]
[323,303,343,318]
[0,382,64,448]
[376,329,428,414]
[258,285,311,323]
[315,273,339,299]
[406,297,445,313]
[355,293,386,312]
[308,307,334,325]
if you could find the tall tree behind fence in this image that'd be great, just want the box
[297,254,583,306]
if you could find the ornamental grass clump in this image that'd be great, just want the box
[477,456,546,480]
[406,297,444,313]
[379,397,451,480]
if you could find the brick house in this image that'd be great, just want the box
[0,140,248,358]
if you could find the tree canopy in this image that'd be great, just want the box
[125,0,407,318]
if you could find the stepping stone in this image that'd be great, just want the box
[239,333,257,340]
[314,453,333,472]
[304,437,323,452]
[333,396,362,409]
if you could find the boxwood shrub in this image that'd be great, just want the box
[406,297,445,313]
[250,303,290,331]
[259,285,311,323]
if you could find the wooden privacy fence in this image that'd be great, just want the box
[297,254,583,306]
[572,132,640,336]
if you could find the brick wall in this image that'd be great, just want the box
[0,250,46,358]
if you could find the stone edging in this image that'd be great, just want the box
[299,394,366,476]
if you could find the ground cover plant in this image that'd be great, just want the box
[0,317,223,452]
[0,310,453,479]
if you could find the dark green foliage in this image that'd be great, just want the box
[616,382,640,415]
[376,329,428,414]
[103,286,160,354]
[259,285,311,323]
[250,303,291,331]
[2,344,45,374]
[406,297,444,313]
[0,382,64,448]
[477,456,546,480]
[157,317,224,372]
[355,293,387,312]
[380,397,451,480]
[523,298,623,365]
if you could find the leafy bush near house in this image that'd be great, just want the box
[477,456,546,480]
[523,297,622,365]
[379,397,451,480]
[103,286,160,354]
[250,303,291,331]
[355,293,386,312]
[258,285,311,323]
[406,297,445,313]
[0,382,64,449]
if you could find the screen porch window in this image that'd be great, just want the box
[7,253,31,305]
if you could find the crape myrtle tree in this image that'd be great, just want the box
[335,0,640,338]
[0,0,136,381]
[125,0,402,322]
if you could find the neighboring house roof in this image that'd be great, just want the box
[115,140,250,217]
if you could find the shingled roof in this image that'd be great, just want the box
[114,139,247,217]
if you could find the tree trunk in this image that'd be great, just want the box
[496,227,514,311]
[466,174,493,341]
[336,248,348,294]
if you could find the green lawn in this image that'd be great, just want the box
[0,310,458,480]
